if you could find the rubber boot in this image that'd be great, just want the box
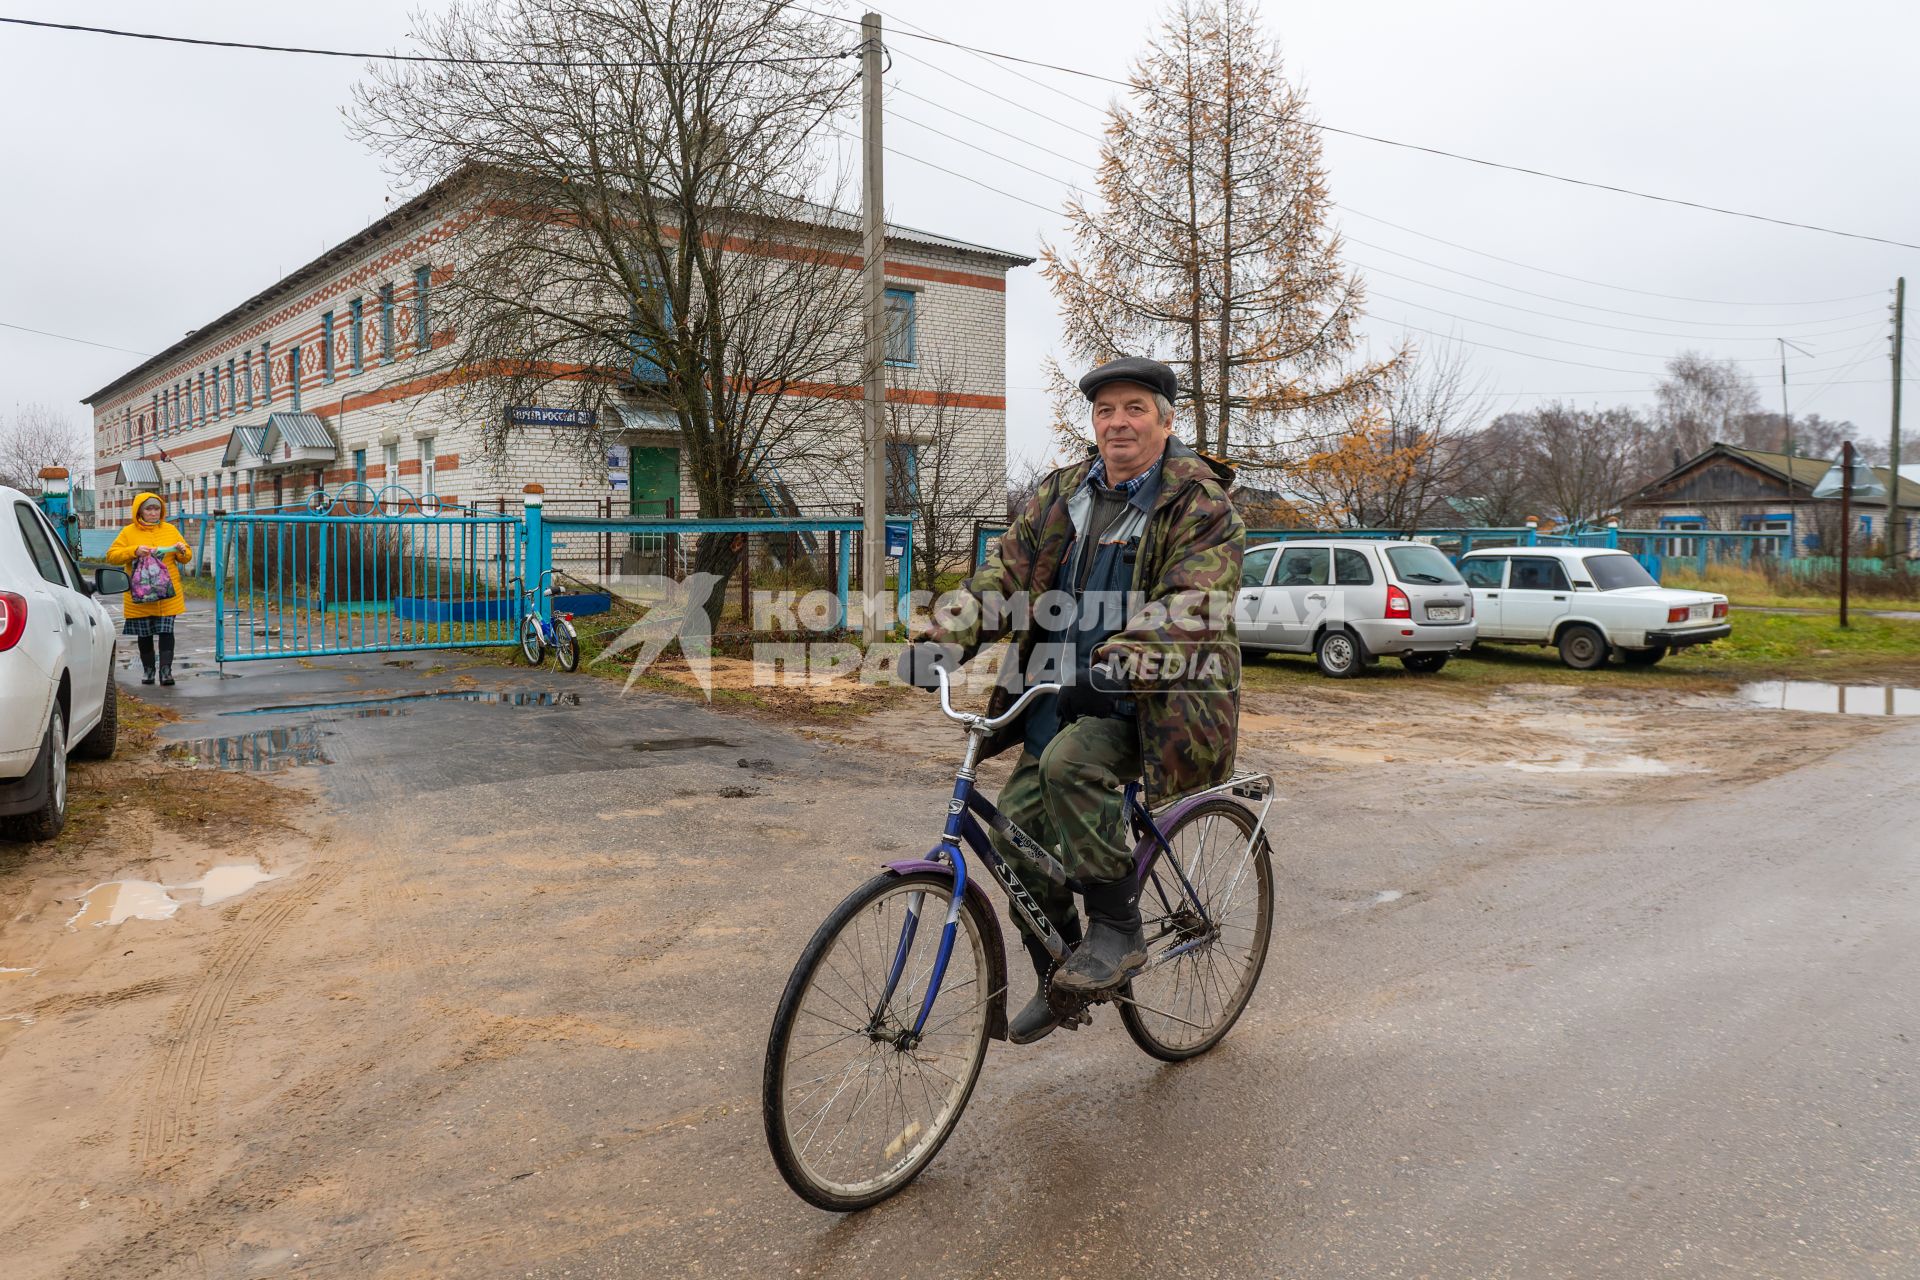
[158,662,175,687]
[140,665,156,686]
[1052,877,1147,997]
[1007,916,1082,1045]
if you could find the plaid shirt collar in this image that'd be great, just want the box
[1086,451,1164,504]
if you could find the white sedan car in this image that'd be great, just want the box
[2,486,124,840]
[1457,547,1729,669]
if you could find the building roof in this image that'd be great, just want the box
[262,412,336,454]
[82,166,1033,407]
[112,458,162,487]
[1628,441,1920,508]
[222,425,269,468]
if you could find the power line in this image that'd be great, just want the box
[0,320,152,358]
[1338,207,1888,308]
[822,124,1061,217]
[0,15,857,69]
[820,9,1920,252]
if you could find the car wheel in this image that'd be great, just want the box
[74,666,119,760]
[1401,653,1448,674]
[1619,646,1665,668]
[1314,628,1363,678]
[1557,623,1609,670]
[4,706,68,843]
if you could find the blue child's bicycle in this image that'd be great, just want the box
[514,569,580,672]
[763,667,1276,1211]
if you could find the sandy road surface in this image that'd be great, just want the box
[2,634,1916,1278]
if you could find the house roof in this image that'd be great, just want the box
[1629,441,1920,508]
[222,425,269,468]
[261,412,337,460]
[112,458,162,487]
[82,165,1033,407]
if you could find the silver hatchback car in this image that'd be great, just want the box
[1236,539,1479,677]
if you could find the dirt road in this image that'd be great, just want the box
[3,626,1916,1277]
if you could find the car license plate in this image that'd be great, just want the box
[1689,604,1710,620]
[1427,606,1462,621]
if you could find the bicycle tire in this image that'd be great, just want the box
[763,870,994,1212]
[553,617,580,672]
[1120,798,1274,1061]
[518,615,544,665]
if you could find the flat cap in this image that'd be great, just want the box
[1079,356,1178,403]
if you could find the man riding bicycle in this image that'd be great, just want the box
[898,356,1244,1044]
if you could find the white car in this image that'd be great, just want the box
[1456,547,1730,669]
[1238,539,1479,676]
[2,486,124,841]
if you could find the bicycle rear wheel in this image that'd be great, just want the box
[553,617,580,672]
[763,870,994,1211]
[1120,798,1273,1061]
[518,615,543,665]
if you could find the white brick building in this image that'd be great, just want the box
[83,175,1031,552]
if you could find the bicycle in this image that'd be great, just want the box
[762,666,1276,1211]
[513,568,580,672]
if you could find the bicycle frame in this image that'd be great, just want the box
[878,671,1273,1045]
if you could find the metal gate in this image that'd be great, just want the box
[214,490,524,663]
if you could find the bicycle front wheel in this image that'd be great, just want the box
[763,870,994,1212]
[553,617,580,672]
[1121,798,1273,1061]
[518,615,543,665]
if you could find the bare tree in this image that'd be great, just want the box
[1453,413,1544,527]
[1655,352,1762,459]
[0,403,91,492]
[878,353,1007,590]
[1042,0,1394,464]
[351,0,868,624]
[1527,403,1650,528]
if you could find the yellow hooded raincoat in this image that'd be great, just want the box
[105,491,193,619]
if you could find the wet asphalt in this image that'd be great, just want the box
[120,605,1920,1279]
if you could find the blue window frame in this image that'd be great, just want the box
[321,312,335,382]
[290,344,302,412]
[353,449,367,485]
[629,285,671,384]
[227,359,236,414]
[198,371,207,423]
[243,354,253,409]
[886,440,920,508]
[380,284,396,364]
[350,298,364,373]
[261,341,272,403]
[414,266,431,351]
[884,287,917,366]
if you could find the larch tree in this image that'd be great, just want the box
[1042,0,1393,465]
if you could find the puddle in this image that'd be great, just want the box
[225,690,580,716]
[67,863,278,929]
[1736,681,1920,716]
[1507,753,1672,775]
[631,737,736,753]
[164,726,330,772]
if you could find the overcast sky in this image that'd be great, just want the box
[4,0,1916,475]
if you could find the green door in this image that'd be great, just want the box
[630,446,679,516]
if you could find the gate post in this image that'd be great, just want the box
[1606,520,1619,549]
[523,484,549,623]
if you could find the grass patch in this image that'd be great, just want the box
[1664,563,1919,611]
[1241,611,1920,694]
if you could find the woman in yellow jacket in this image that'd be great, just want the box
[106,491,193,686]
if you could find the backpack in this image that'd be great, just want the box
[129,552,176,604]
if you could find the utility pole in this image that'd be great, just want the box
[859,11,887,643]
[1840,439,1854,628]
[1889,276,1905,559]
[1778,338,1811,461]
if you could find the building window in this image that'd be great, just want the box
[382,442,399,489]
[261,341,272,403]
[350,298,364,374]
[197,371,207,423]
[886,440,920,509]
[419,435,436,496]
[380,284,396,364]
[353,449,367,486]
[244,354,254,409]
[290,345,302,412]
[227,359,237,414]
[321,312,335,382]
[414,265,431,351]
[884,287,917,366]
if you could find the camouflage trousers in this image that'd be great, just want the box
[988,716,1143,940]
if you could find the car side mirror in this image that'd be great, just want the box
[95,566,131,595]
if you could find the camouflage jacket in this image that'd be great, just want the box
[930,436,1245,806]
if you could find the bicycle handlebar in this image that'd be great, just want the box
[934,665,1061,732]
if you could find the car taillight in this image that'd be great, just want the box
[1713,602,1728,619]
[1386,585,1412,619]
[0,591,25,651]
[1667,606,1689,624]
